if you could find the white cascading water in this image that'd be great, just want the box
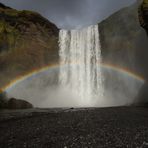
[59,25,104,106]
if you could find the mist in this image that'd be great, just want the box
[6,66,144,108]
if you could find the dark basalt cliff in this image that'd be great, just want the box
[99,1,148,81]
[139,0,148,34]
[0,3,59,88]
[136,0,148,103]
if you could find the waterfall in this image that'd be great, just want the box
[59,25,103,106]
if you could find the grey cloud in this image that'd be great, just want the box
[0,0,136,29]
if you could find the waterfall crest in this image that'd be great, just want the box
[59,25,103,106]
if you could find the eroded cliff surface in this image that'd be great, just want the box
[0,3,59,88]
[100,1,148,80]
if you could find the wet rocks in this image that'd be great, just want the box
[7,98,33,109]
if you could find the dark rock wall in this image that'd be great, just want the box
[139,0,148,34]
[99,1,148,81]
[0,3,59,88]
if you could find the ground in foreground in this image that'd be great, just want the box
[0,107,148,148]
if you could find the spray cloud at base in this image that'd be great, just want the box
[5,64,144,108]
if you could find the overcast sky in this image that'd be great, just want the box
[0,0,136,29]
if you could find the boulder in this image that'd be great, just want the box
[7,98,33,109]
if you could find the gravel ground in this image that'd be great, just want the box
[0,107,148,148]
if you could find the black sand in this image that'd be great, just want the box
[0,107,148,148]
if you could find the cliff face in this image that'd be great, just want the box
[139,0,148,34]
[0,3,59,88]
[99,1,148,80]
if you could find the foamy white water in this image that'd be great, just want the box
[59,25,104,106]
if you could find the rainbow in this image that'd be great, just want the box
[2,63,145,92]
